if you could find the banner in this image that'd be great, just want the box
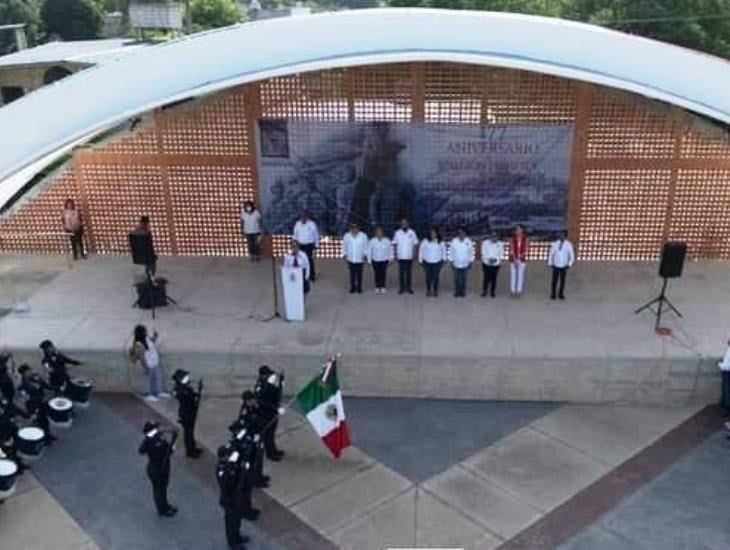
[258,119,573,238]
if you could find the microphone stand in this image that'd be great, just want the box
[261,254,281,322]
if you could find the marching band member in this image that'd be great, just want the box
[172,369,203,459]
[481,231,505,298]
[0,352,16,402]
[509,224,529,296]
[138,421,178,517]
[367,225,393,294]
[547,231,576,300]
[0,397,29,473]
[341,222,369,294]
[39,340,82,393]
[17,365,56,444]
[229,391,269,488]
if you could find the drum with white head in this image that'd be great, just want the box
[16,426,45,461]
[48,397,73,429]
[0,458,18,499]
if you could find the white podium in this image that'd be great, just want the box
[281,266,305,321]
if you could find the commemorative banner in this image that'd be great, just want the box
[258,119,573,239]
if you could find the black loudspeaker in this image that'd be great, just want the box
[129,233,156,266]
[659,242,687,279]
[134,279,168,309]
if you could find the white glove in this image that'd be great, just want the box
[277,407,286,416]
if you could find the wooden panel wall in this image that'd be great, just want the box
[1,62,728,261]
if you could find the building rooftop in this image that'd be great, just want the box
[0,38,148,69]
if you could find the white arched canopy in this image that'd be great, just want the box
[1,8,729,207]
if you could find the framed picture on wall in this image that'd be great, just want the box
[259,119,290,158]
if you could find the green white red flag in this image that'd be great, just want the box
[296,357,350,458]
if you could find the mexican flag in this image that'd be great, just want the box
[296,358,351,458]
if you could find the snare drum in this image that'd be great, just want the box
[16,427,45,461]
[0,458,18,499]
[48,397,73,429]
[66,377,93,408]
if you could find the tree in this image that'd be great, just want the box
[0,0,41,49]
[190,0,242,29]
[41,0,104,40]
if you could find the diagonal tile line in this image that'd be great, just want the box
[455,462,546,514]
[526,424,615,468]
[285,460,379,509]
[498,404,723,550]
[418,483,507,543]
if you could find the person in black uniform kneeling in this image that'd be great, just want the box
[138,421,178,517]
[39,340,82,394]
[171,369,203,459]
[254,366,285,461]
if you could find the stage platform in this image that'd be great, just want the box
[0,254,726,404]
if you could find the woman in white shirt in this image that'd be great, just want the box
[367,225,393,294]
[130,325,170,401]
[418,227,447,297]
[240,200,263,262]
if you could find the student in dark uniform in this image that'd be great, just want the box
[138,421,178,517]
[216,446,250,550]
[253,366,284,461]
[171,369,203,459]
[17,365,56,444]
[229,391,269,488]
[228,427,260,521]
[39,340,82,393]
[0,353,16,402]
[0,397,29,473]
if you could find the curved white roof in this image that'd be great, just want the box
[1,8,728,206]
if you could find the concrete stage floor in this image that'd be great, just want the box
[0,254,727,404]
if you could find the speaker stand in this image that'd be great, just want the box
[635,277,683,331]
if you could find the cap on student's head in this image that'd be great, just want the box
[39,340,53,351]
[143,421,159,435]
[172,369,189,383]
[258,365,274,376]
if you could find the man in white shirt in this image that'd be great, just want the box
[367,225,392,294]
[393,218,418,294]
[341,223,369,294]
[718,340,730,413]
[283,240,310,294]
[292,212,320,282]
[547,231,575,300]
[481,231,505,298]
[449,226,474,298]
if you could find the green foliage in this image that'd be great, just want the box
[190,0,242,29]
[41,0,104,40]
[0,0,41,47]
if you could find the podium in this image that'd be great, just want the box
[281,266,305,321]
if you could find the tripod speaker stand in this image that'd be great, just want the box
[129,232,177,319]
[635,242,686,331]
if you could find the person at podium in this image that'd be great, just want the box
[283,241,310,295]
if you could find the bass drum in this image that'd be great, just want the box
[66,377,93,409]
[0,458,18,499]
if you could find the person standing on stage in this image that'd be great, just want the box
[393,218,418,295]
[240,201,263,262]
[171,369,203,459]
[547,231,575,300]
[509,224,529,296]
[718,340,730,414]
[418,227,446,298]
[367,225,392,294]
[39,340,82,393]
[138,421,178,517]
[133,216,157,279]
[61,199,86,260]
[481,231,505,298]
[283,240,310,295]
[292,212,320,282]
[130,325,170,402]
[449,226,475,298]
[254,366,285,462]
[17,364,56,444]
[342,223,368,294]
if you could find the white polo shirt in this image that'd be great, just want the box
[368,237,393,263]
[448,237,475,269]
[393,228,418,260]
[342,231,369,263]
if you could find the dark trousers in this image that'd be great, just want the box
[398,260,413,292]
[423,262,442,294]
[264,417,280,458]
[722,371,730,411]
[68,229,85,259]
[245,233,261,260]
[300,244,316,281]
[482,264,500,297]
[453,267,469,297]
[372,261,388,289]
[224,508,243,547]
[551,267,568,298]
[181,420,198,456]
[145,261,157,280]
[348,262,364,293]
[0,379,14,402]
[150,477,171,514]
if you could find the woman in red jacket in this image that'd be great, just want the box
[509,224,528,296]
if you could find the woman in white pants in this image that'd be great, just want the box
[509,224,528,295]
